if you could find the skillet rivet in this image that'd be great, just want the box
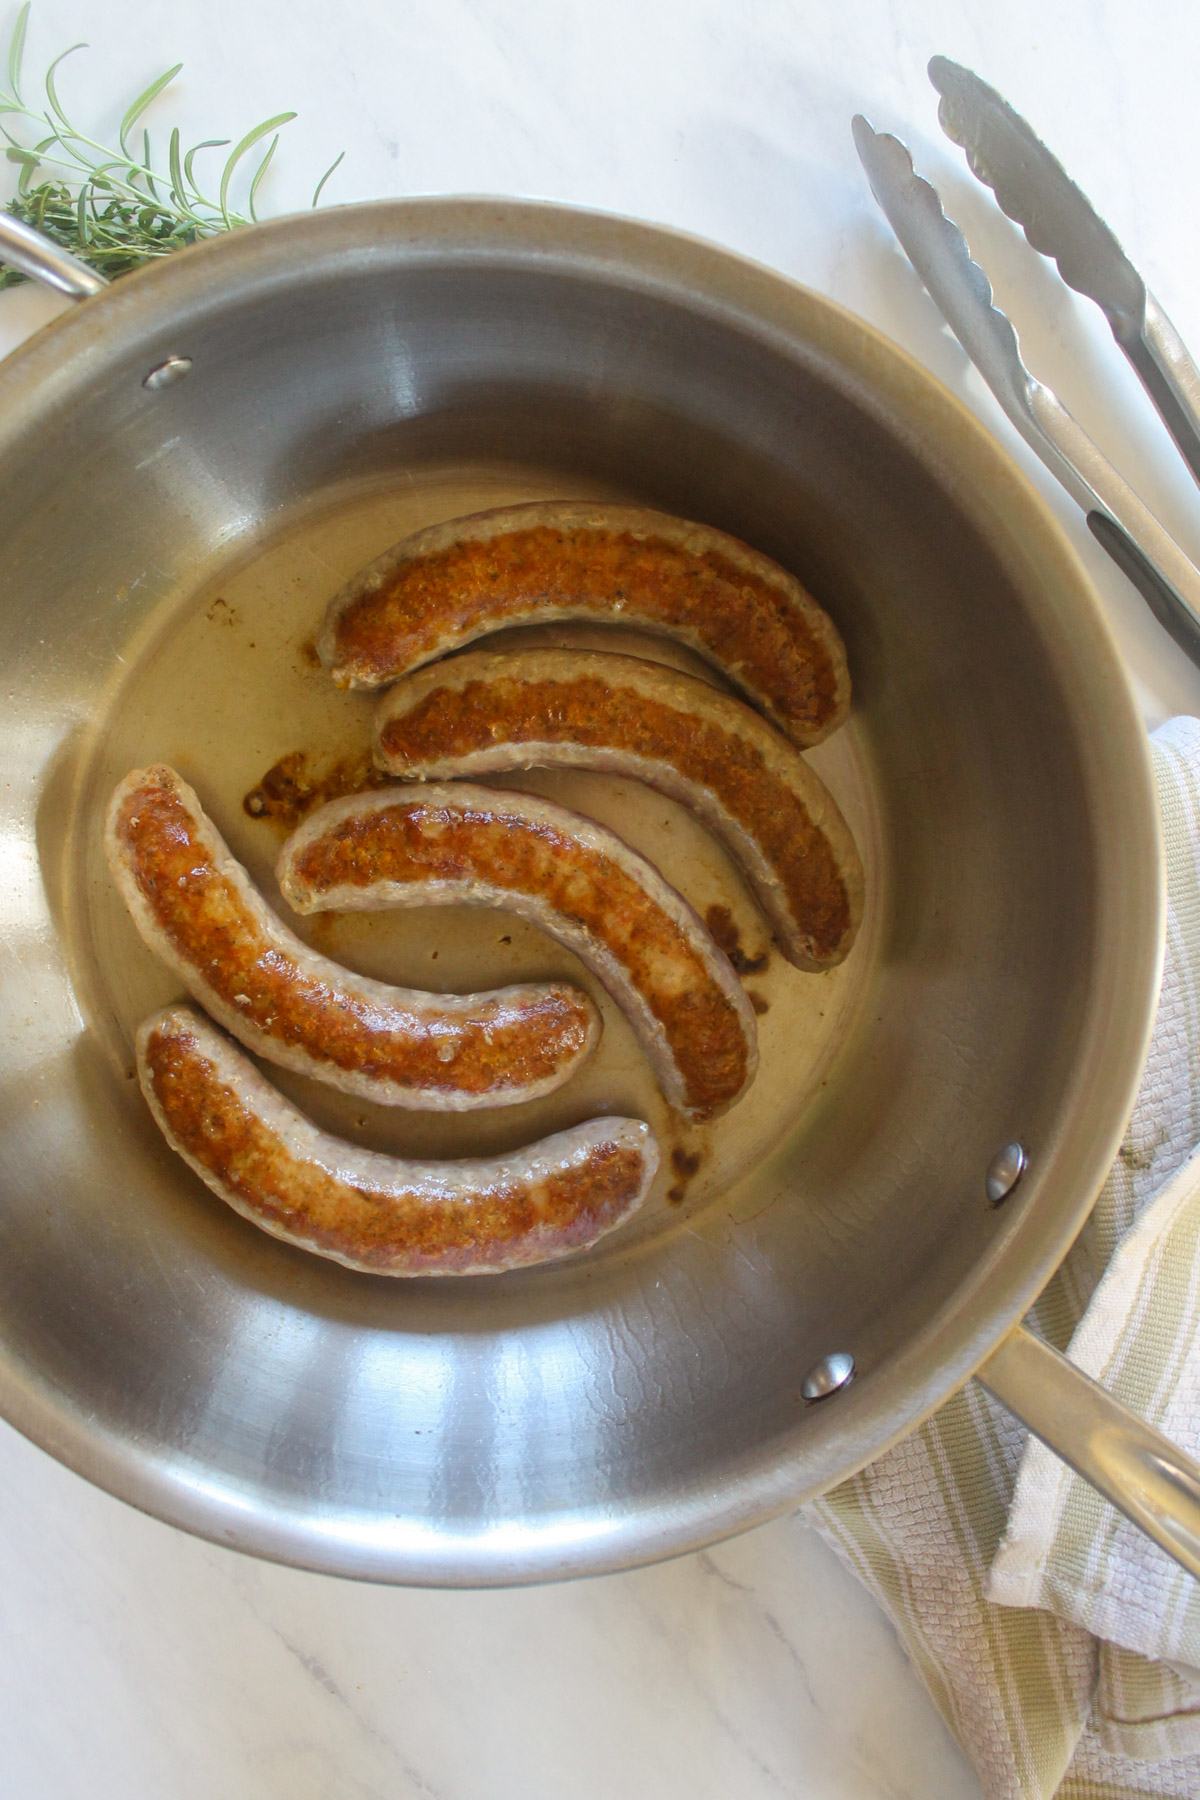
[143,356,193,391]
[801,1351,856,1403]
[986,1142,1027,1206]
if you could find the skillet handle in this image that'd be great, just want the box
[978,1323,1200,1580]
[0,213,108,299]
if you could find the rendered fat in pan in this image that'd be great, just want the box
[138,1005,657,1275]
[373,647,864,970]
[106,765,600,1110]
[317,502,851,747]
[277,782,760,1120]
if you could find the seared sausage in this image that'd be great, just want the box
[139,1005,655,1275]
[106,766,600,1110]
[374,648,864,970]
[277,783,759,1120]
[318,502,850,747]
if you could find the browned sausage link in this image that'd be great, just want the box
[278,785,759,1120]
[318,503,850,747]
[106,766,600,1110]
[374,648,865,970]
[139,1006,656,1275]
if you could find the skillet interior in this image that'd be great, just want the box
[0,200,1160,1583]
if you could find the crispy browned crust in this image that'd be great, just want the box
[106,765,599,1109]
[139,1006,656,1275]
[374,648,864,969]
[278,785,759,1120]
[319,503,850,746]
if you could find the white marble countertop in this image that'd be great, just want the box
[3,2,1200,1795]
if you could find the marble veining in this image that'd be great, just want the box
[4,0,1200,1793]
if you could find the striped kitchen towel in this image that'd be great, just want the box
[806,714,1200,1800]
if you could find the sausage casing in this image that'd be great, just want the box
[106,765,600,1110]
[374,648,864,970]
[139,1005,656,1275]
[277,783,759,1120]
[318,502,850,747]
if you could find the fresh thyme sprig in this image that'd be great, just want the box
[0,4,344,286]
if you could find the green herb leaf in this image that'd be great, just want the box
[247,132,279,222]
[311,149,344,209]
[141,126,158,198]
[167,125,186,209]
[182,138,229,195]
[218,111,295,225]
[43,43,86,127]
[7,2,29,103]
[118,63,181,156]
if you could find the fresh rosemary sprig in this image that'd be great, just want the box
[0,4,344,286]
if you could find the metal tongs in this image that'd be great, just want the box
[853,59,1200,669]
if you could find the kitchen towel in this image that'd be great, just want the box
[807,714,1200,1800]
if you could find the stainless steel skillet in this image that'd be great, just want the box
[0,198,1187,1584]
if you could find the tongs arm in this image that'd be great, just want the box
[852,116,1200,670]
[1128,294,1200,493]
[1028,381,1200,667]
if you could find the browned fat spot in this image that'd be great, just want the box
[206,596,235,625]
[298,636,322,669]
[667,1142,704,1205]
[117,770,592,1094]
[335,523,842,739]
[704,903,769,976]
[381,674,852,960]
[144,1021,647,1270]
[243,750,390,827]
[289,798,750,1117]
[748,990,770,1016]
